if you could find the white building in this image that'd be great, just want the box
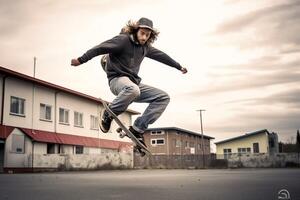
[0,66,139,173]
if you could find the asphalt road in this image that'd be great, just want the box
[0,169,299,200]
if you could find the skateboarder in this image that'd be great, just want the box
[71,17,187,145]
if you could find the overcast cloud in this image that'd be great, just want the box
[0,0,299,150]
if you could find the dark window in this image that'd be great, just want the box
[253,143,259,153]
[10,96,25,115]
[75,146,84,154]
[47,143,55,154]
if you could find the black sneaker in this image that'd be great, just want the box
[129,126,146,147]
[99,109,113,133]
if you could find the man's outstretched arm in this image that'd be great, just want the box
[146,46,187,74]
[71,34,128,66]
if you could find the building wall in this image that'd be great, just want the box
[4,78,34,128]
[4,128,33,168]
[216,133,269,155]
[1,76,131,143]
[4,128,133,171]
[0,73,136,171]
[0,75,4,123]
[144,129,211,155]
[144,130,167,155]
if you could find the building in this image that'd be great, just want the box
[0,66,140,172]
[144,127,214,155]
[215,129,279,159]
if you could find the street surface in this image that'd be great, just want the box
[0,169,299,200]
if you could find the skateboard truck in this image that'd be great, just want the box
[116,127,147,157]
[99,99,151,157]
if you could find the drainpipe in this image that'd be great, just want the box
[1,75,7,125]
[54,91,58,133]
[32,140,34,172]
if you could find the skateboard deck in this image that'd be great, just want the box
[100,100,151,156]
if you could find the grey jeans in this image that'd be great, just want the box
[109,76,170,133]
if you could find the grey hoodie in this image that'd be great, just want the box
[78,33,182,85]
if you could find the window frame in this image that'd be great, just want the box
[40,103,52,122]
[10,96,26,117]
[74,111,84,128]
[59,108,70,125]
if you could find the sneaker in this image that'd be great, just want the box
[129,126,146,147]
[99,109,113,133]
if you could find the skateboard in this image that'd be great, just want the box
[99,100,151,157]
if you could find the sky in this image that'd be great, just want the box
[1,0,299,151]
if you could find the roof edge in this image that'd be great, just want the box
[214,129,269,145]
[146,127,214,139]
[0,66,140,115]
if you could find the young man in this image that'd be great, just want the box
[71,17,187,145]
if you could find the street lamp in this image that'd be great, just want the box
[196,109,205,167]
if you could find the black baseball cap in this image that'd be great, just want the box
[137,17,154,31]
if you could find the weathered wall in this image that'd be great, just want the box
[134,155,216,169]
[32,152,133,170]
[227,153,300,168]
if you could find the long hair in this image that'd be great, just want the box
[121,20,159,46]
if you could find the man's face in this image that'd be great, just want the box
[136,28,152,45]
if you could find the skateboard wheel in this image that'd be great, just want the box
[140,151,146,157]
[116,127,122,133]
[119,132,126,138]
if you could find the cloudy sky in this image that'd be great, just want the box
[1,0,299,149]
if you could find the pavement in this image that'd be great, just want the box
[0,168,299,200]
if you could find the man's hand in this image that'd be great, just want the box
[71,58,81,66]
[180,67,188,74]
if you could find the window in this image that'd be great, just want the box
[190,142,195,148]
[74,111,83,127]
[151,131,164,135]
[47,143,55,154]
[90,115,98,130]
[223,148,232,154]
[253,143,260,153]
[10,96,25,116]
[75,146,84,154]
[223,148,232,159]
[198,144,202,150]
[11,134,25,153]
[185,141,189,148]
[40,103,52,121]
[59,108,69,124]
[238,147,251,154]
[151,139,165,146]
[176,140,181,147]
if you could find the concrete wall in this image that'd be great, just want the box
[134,154,214,169]
[226,153,300,168]
[3,128,133,172]
[32,152,133,170]
[216,133,269,154]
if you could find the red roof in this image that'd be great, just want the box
[0,125,15,139]
[0,125,132,150]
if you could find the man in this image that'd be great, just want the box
[71,17,187,145]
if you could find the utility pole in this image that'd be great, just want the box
[33,57,37,78]
[32,56,37,171]
[196,109,205,168]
